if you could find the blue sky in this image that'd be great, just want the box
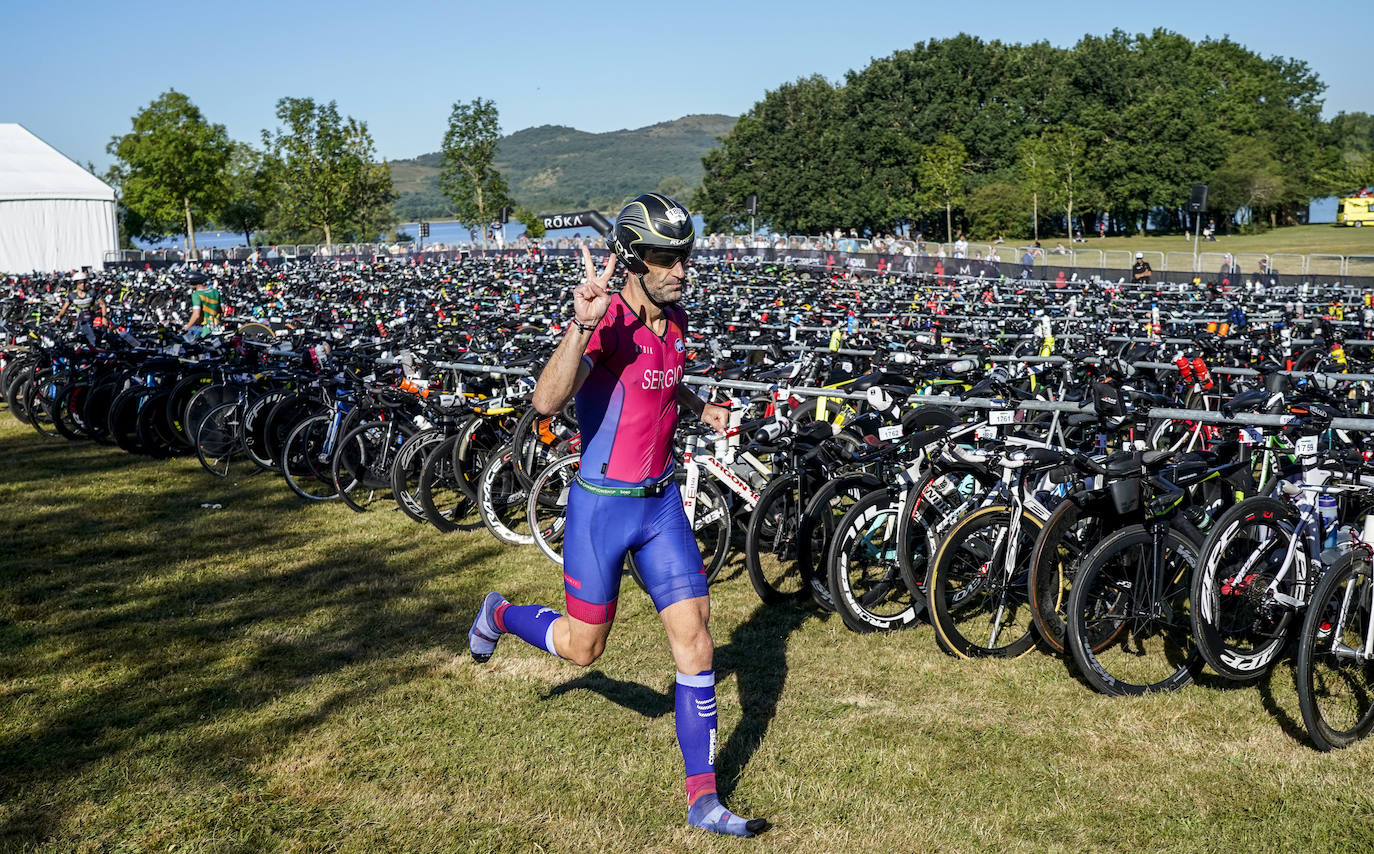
[5,0,1370,172]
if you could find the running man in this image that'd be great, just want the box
[467,193,767,837]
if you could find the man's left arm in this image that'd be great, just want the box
[677,384,728,433]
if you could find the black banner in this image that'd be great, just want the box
[539,210,607,232]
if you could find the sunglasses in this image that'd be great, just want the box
[642,248,691,269]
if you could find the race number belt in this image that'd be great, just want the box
[574,472,673,497]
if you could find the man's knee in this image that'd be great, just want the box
[563,635,606,667]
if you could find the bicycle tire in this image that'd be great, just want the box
[527,453,581,565]
[826,489,921,633]
[744,472,810,603]
[391,428,448,524]
[281,413,341,500]
[477,443,535,546]
[1295,551,1374,751]
[1066,524,1203,696]
[797,472,882,611]
[417,434,476,532]
[926,504,1043,658]
[1027,493,1120,655]
[1192,497,1301,681]
[195,401,247,478]
[333,419,415,512]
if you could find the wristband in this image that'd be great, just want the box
[570,317,596,334]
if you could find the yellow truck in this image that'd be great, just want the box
[1337,195,1374,227]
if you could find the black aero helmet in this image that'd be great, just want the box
[611,193,695,275]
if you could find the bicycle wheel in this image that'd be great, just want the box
[262,393,323,467]
[744,472,810,603]
[456,413,516,504]
[184,384,241,451]
[242,389,290,471]
[682,474,732,584]
[826,489,921,633]
[49,381,90,440]
[80,379,121,445]
[797,473,882,612]
[1296,551,1374,751]
[1027,494,1118,655]
[23,371,62,438]
[527,453,581,565]
[195,401,247,478]
[333,419,415,513]
[165,371,214,446]
[135,388,180,458]
[1066,524,1203,696]
[107,387,149,454]
[281,413,341,500]
[510,403,578,489]
[926,504,1042,658]
[897,463,999,608]
[391,428,448,524]
[417,434,478,532]
[477,444,535,546]
[1192,497,1300,681]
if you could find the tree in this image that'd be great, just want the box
[1040,125,1089,238]
[217,142,271,248]
[516,206,545,239]
[918,134,968,241]
[262,97,395,245]
[106,90,231,259]
[439,98,511,248]
[1017,136,1051,241]
[964,180,1032,240]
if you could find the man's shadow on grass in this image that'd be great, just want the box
[543,600,817,799]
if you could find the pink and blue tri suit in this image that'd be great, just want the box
[561,293,707,625]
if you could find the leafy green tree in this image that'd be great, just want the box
[106,89,231,258]
[439,98,511,247]
[516,206,546,239]
[261,97,395,245]
[217,142,271,248]
[964,180,1032,240]
[1039,126,1089,237]
[918,134,968,241]
[695,75,845,233]
[1017,136,1051,241]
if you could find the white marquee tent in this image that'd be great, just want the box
[0,123,117,273]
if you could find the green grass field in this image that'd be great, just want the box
[3,414,1374,853]
[1023,223,1374,258]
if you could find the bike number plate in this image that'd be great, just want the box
[975,426,998,440]
[1238,427,1261,445]
[989,410,1016,425]
[1296,436,1318,457]
[878,425,903,441]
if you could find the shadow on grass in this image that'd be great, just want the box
[542,600,817,799]
[0,426,504,846]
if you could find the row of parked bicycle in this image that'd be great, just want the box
[6,256,1374,753]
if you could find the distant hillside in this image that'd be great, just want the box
[390,114,736,221]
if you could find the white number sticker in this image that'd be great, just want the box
[975,426,998,440]
[1296,436,1318,457]
[1238,427,1261,445]
[989,410,1016,425]
[878,425,904,441]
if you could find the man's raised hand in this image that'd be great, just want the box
[574,245,615,327]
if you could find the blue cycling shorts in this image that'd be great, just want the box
[561,478,707,624]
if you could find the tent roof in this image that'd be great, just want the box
[0,123,115,203]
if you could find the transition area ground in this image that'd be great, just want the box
[1,415,1372,853]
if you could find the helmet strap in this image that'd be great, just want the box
[630,271,670,310]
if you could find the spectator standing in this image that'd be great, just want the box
[1131,252,1153,284]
